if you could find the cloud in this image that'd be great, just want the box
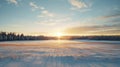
[93,29,120,35]
[36,20,57,25]
[7,0,18,5]
[63,24,120,35]
[36,17,71,25]
[97,11,120,20]
[34,3,72,26]
[29,2,39,11]
[78,10,120,26]
[29,2,45,11]
[38,10,55,18]
[91,10,120,24]
[40,7,45,10]
[69,0,87,9]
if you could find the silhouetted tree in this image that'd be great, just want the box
[0,32,7,41]
[0,32,120,41]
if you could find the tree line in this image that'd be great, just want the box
[64,36,120,41]
[0,32,55,41]
[0,32,120,41]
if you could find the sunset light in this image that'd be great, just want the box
[55,32,63,37]
[0,0,120,67]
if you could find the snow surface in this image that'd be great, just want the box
[0,40,120,67]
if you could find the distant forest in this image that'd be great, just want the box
[0,32,120,41]
[0,32,55,41]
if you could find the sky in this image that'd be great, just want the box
[0,0,120,36]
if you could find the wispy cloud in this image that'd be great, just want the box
[69,0,87,9]
[89,10,120,24]
[29,2,45,11]
[29,2,39,11]
[98,12,120,20]
[36,20,57,25]
[36,17,71,25]
[32,5,69,26]
[64,24,120,35]
[38,10,55,18]
[77,10,120,26]
[39,7,45,10]
[7,0,18,5]
[69,0,93,12]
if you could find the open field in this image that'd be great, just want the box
[0,40,120,67]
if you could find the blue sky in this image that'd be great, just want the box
[0,0,120,35]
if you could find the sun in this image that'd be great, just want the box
[55,32,63,37]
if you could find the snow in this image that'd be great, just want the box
[0,40,120,67]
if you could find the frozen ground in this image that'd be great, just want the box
[0,40,120,67]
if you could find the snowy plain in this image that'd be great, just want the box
[0,40,120,67]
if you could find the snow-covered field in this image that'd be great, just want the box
[0,40,120,67]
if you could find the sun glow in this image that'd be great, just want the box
[55,32,63,37]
